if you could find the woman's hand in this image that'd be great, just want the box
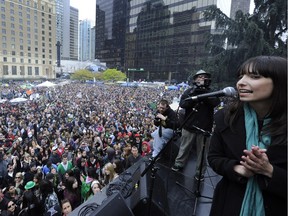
[240,146,273,178]
[234,164,254,178]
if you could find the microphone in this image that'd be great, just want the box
[185,87,237,101]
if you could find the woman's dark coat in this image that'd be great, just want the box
[208,109,287,216]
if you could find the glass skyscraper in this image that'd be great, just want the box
[96,0,217,82]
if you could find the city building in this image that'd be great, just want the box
[90,26,96,61]
[56,0,70,60]
[0,0,57,80]
[95,0,233,82]
[79,19,92,61]
[70,6,79,60]
[230,0,250,19]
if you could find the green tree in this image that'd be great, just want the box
[71,69,95,80]
[202,0,287,85]
[101,69,126,81]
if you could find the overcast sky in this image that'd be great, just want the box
[70,0,96,23]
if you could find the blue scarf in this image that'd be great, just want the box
[240,104,271,216]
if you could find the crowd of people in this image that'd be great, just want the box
[0,55,286,216]
[0,82,181,216]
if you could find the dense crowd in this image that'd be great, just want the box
[0,82,181,216]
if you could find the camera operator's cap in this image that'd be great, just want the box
[193,70,211,80]
[24,181,35,190]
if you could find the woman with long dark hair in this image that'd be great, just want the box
[208,56,287,216]
[63,176,81,210]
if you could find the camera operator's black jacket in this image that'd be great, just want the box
[154,106,178,130]
[179,86,220,133]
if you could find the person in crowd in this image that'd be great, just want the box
[113,159,124,175]
[151,99,178,158]
[102,162,118,186]
[88,180,102,199]
[23,162,37,186]
[0,147,8,187]
[61,199,73,216]
[141,141,151,157]
[208,56,287,215]
[3,163,16,188]
[172,70,220,182]
[0,187,9,211]
[49,146,61,165]
[1,200,20,216]
[57,154,73,179]
[39,179,60,212]
[22,181,43,216]
[14,172,25,196]
[80,167,98,201]
[63,176,81,210]
[42,160,58,176]
[125,146,141,169]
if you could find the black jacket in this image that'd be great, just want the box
[208,108,287,216]
[179,86,219,132]
[154,106,178,130]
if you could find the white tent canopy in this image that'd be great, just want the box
[35,81,56,88]
[10,97,28,103]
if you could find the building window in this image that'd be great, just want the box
[3,65,8,75]
[3,57,7,62]
[12,58,16,63]
[28,66,32,75]
[12,51,16,55]
[35,67,39,75]
[20,66,25,75]
[12,66,17,75]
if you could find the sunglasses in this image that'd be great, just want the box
[8,203,15,208]
[15,176,21,178]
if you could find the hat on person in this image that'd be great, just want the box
[52,145,58,151]
[24,181,36,190]
[91,180,100,188]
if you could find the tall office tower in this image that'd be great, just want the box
[0,0,57,79]
[70,6,79,60]
[56,0,70,60]
[90,26,96,60]
[95,0,226,82]
[79,19,92,61]
[96,0,126,71]
[230,0,250,19]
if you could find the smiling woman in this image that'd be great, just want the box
[70,0,96,23]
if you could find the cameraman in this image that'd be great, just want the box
[151,99,178,158]
[171,70,220,180]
